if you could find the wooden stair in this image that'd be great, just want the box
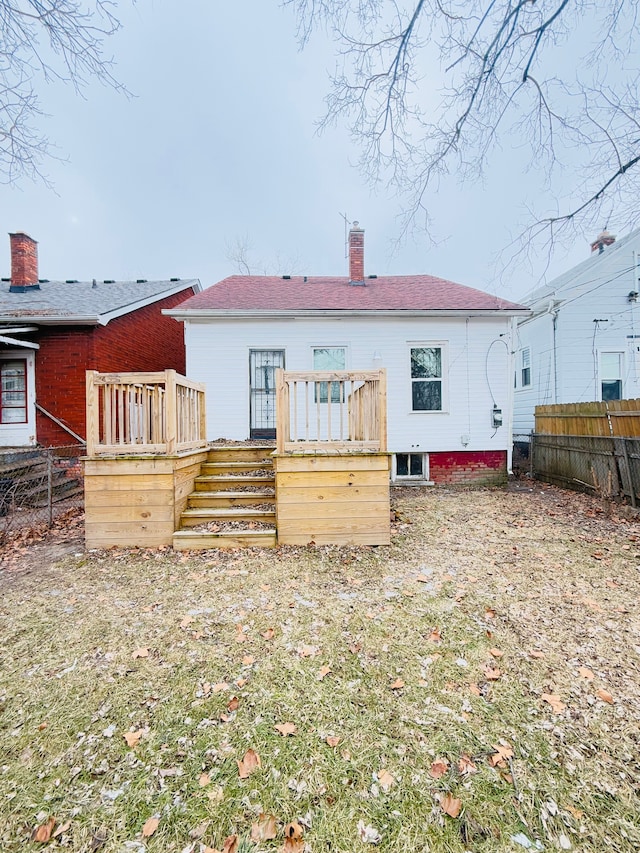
[173,445,277,550]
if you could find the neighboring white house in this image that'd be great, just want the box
[514,227,640,438]
[168,224,528,485]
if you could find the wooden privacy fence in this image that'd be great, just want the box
[275,368,387,454]
[532,434,640,507]
[535,399,640,437]
[86,370,207,456]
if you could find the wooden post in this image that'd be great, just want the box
[378,369,387,452]
[165,370,177,455]
[85,371,99,457]
[275,368,286,454]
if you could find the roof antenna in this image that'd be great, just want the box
[339,212,350,260]
[92,278,97,289]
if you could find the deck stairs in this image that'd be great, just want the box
[172,445,277,550]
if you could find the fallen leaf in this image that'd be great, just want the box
[489,648,504,658]
[349,643,362,654]
[297,644,319,657]
[390,677,405,690]
[458,754,477,775]
[190,820,210,839]
[262,628,275,640]
[429,627,442,642]
[326,735,340,747]
[416,573,431,583]
[578,667,594,680]
[199,772,211,787]
[468,682,481,696]
[483,666,502,680]
[37,722,47,731]
[275,722,297,736]
[485,607,496,618]
[251,813,278,843]
[180,614,194,628]
[142,816,159,838]
[123,730,142,748]
[235,627,248,643]
[132,647,149,659]
[597,688,614,704]
[318,665,332,680]
[242,655,255,665]
[439,792,462,818]
[467,575,479,583]
[529,650,545,659]
[429,758,450,779]
[283,821,305,852]
[32,818,56,843]
[212,682,229,693]
[377,768,394,791]
[542,693,566,714]
[235,677,247,687]
[227,696,239,712]
[489,743,514,767]
[565,804,584,820]
[357,820,382,844]
[222,836,238,853]
[52,820,71,838]
[237,748,261,778]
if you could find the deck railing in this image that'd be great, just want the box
[86,370,207,456]
[275,368,387,454]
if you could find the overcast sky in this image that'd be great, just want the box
[0,1,611,299]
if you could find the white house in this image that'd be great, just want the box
[168,224,528,485]
[514,227,640,438]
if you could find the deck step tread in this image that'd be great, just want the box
[189,491,275,500]
[173,528,277,550]
[181,508,276,519]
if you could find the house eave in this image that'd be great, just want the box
[166,307,531,321]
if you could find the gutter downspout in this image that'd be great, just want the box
[551,304,559,404]
[506,317,517,474]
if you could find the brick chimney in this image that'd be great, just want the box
[590,228,616,255]
[349,221,365,284]
[9,232,40,292]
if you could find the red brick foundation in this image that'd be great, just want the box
[428,450,507,485]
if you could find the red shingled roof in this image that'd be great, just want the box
[175,275,525,312]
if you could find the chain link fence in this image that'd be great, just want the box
[0,444,85,547]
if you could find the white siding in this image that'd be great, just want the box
[513,312,555,435]
[515,232,640,434]
[185,314,515,453]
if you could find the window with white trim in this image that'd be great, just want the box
[394,452,428,480]
[521,347,531,387]
[600,351,623,401]
[410,345,444,411]
[313,347,346,403]
[1,359,27,423]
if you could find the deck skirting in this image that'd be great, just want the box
[84,449,209,549]
[274,451,391,546]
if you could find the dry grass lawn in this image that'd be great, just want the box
[1,482,639,852]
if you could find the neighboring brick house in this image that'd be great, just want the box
[0,232,201,446]
[168,223,529,485]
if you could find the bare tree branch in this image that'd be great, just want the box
[0,0,127,183]
[284,0,640,260]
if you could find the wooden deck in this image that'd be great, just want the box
[84,369,391,550]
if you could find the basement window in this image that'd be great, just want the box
[393,452,428,481]
[0,359,27,423]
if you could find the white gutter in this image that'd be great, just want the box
[166,307,531,321]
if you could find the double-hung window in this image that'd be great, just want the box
[410,345,444,411]
[313,347,346,403]
[600,352,623,401]
[521,347,531,387]
[1,359,27,423]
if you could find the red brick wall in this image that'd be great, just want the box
[34,288,193,446]
[429,450,507,485]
